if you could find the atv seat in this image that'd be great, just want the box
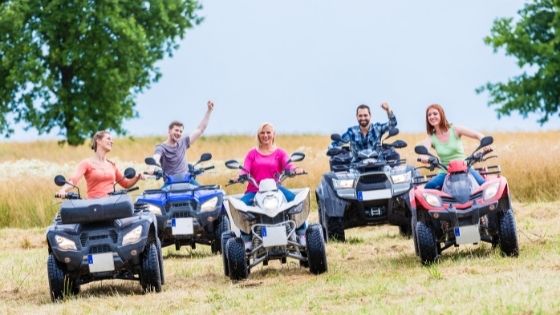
[60,195,134,224]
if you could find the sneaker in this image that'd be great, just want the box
[244,241,252,251]
[298,234,306,247]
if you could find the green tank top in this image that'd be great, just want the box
[431,126,465,172]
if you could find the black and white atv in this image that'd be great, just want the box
[316,128,414,241]
[46,168,163,301]
[221,152,328,280]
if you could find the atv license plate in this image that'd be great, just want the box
[87,253,115,273]
[454,224,481,245]
[171,218,194,235]
[261,226,288,248]
[358,189,392,201]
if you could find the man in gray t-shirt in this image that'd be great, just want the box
[153,101,214,176]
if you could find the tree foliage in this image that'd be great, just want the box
[478,0,560,124]
[0,0,201,145]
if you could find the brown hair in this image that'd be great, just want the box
[356,104,371,115]
[256,122,275,145]
[168,120,184,130]
[425,104,450,135]
[91,130,110,152]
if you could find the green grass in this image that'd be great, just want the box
[1,202,560,314]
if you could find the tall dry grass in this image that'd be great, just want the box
[0,131,558,228]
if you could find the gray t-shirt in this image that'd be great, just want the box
[155,136,191,175]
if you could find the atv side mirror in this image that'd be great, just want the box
[289,151,305,163]
[414,145,430,155]
[145,157,159,166]
[326,147,342,157]
[387,127,399,138]
[330,133,342,142]
[478,136,493,149]
[389,140,407,149]
[197,152,212,164]
[124,168,136,179]
[225,160,242,170]
[54,175,67,187]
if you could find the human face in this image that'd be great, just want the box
[258,125,274,146]
[97,133,113,152]
[356,108,371,128]
[427,107,441,127]
[168,125,184,144]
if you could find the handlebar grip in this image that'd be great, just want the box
[417,158,422,162]
[204,166,215,171]
[128,186,140,192]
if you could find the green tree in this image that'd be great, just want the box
[0,0,201,145]
[478,0,560,124]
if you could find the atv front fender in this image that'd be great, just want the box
[316,177,348,218]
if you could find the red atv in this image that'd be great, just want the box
[410,136,519,264]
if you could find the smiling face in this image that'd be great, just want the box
[356,108,371,128]
[93,132,113,152]
[168,125,184,144]
[425,104,449,134]
[258,124,275,146]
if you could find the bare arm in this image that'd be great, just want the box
[189,100,214,144]
[454,125,484,141]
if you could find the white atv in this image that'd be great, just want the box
[222,152,328,280]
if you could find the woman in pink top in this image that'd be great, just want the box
[56,130,143,199]
[237,123,305,205]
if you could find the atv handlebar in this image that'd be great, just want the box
[54,192,81,200]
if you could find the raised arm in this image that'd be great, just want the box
[189,100,214,144]
[56,160,88,197]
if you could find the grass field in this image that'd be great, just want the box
[0,132,559,314]
[1,201,559,314]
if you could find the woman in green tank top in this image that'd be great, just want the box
[419,104,487,189]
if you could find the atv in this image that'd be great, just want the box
[47,168,163,301]
[137,153,230,254]
[411,136,519,264]
[221,152,328,280]
[316,128,414,241]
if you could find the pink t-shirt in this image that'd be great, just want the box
[241,148,295,193]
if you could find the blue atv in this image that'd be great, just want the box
[136,153,230,254]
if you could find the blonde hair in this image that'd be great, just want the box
[256,122,275,145]
[91,130,110,152]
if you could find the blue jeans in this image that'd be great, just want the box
[425,168,485,190]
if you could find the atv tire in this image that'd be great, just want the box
[306,224,328,274]
[226,237,248,280]
[399,224,412,238]
[221,231,235,276]
[498,209,519,257]
[416,221,438,265]
[156,238,165,285]
[326,216,345,242]
[141,242,162,293]
[48,254,78,301]
[212,215,231,254]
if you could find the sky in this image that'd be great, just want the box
[9,0,560,141]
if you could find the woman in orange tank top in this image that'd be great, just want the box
[56,131,143,199]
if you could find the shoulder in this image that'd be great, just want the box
[275,147,289,156]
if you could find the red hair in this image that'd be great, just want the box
[425,104,450,135]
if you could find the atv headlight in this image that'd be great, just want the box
[422,193,442,207]
[263,195,280,211]
[391,171,412,184]
[200,196,219,212]
[483,182,500,201]
[146,204,162,216]
[122,226,143,246]
[55,235,77,251]
[333,178,354,189]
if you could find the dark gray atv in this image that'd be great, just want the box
[46,168,163,302]
[316,128,415,241]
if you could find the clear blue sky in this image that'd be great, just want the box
[10,0,560,141]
